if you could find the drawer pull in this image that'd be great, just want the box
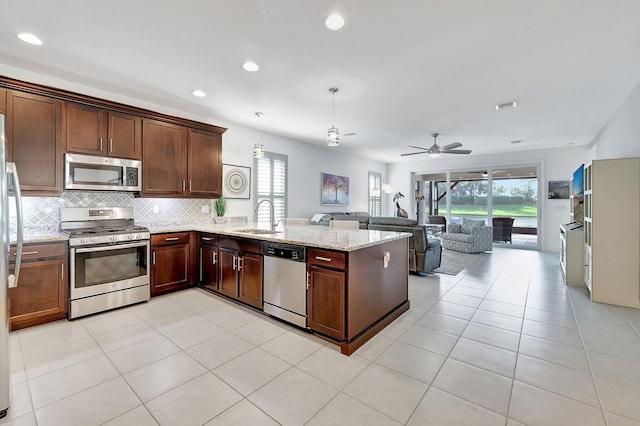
[315,256,332,262]
[17,251,39,256]
[165,237,180,241]
[202,237,213,241]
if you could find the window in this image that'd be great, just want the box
[254,152,287,225]
[368,171,381,216]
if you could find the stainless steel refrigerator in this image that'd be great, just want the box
[1,112,24,419]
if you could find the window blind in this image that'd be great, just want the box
[255,152,288,225]
[368,171,382,216]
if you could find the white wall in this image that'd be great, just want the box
[590,80,640,160]
[221,125,388,220]
[387,146,591,252]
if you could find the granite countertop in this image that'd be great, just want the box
[146,222,410,252]
[13,222,410,251]
[10,228,69,245]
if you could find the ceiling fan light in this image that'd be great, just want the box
[429,151,441,159]
[481,171,488,177]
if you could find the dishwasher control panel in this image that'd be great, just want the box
[263,242,306,262]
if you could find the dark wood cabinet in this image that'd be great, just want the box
[142,119,188,196]
[0,88,6,115]
[307,251,346,340]
[188,129,222,197]
[218,237,263,309]
[6,90,64,195]
[151,232,190,296]
[66,102,141,159]
[9,243,68,331]
[199,234,219,292]
[142,120,222,198]
[238,252,263,308]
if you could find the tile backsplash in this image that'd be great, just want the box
[13,191,223,230]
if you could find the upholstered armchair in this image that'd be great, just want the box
[442,218,493,253]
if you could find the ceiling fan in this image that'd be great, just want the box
[401,133,471,158]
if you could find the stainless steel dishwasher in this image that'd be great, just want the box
[262,242,308,328]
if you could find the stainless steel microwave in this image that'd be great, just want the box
[65,153,142,192]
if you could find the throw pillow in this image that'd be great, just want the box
[461,217,485,234]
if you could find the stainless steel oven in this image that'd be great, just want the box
[61,207,150,319]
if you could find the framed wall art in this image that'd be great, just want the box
[548,180,570,199]
[222,164,251,199]
[321,172,349,206]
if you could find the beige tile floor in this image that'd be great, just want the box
[3,247,640,425]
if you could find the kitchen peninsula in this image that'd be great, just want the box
[151,223,411,355]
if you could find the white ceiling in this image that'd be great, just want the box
[2,1,640,163]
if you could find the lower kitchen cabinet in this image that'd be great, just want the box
[151,232,190,296]
[9,242,68,331]
[307,250,346,340]
[218,237,263,309]
[199,233,219,292]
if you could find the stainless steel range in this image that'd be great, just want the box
[60,207,150,319]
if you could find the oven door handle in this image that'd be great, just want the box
[73,240,149,253]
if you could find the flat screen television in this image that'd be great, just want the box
[572,164,584,224]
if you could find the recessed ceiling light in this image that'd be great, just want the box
[17,33,43,45]
[325,14,345,30]
[495,101,517,111]
[242,61,259,72]
[191,89,206,97]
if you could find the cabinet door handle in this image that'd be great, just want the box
[99,137,103,151]
[212,251,217,265]
[182,180,186,191]
[152,252,156,265]
[60,264,64,280]
[109,138,113,152]
[189,180,192,192]
[237,256,243,271]
[232,255,237,270]
[165,237,179,241]
[315,256,332,262]
[307,272,311,290]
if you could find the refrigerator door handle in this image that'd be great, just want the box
[7,162,23,288]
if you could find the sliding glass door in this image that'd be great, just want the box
[417,165,539,249]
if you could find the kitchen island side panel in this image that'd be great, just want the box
[347,237,409,339]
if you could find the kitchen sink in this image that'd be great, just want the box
[234,228,280,235]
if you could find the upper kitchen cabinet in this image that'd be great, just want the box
[67,102,142,160]
[188,129,222,197]
[142,119,188,196]
[6,90,64,195]
[142,120,222,198]
[0,88,6,115]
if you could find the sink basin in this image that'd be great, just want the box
[234,228,280,235]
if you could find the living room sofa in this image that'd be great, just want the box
[367,217,442,274]
[442,218,493,253]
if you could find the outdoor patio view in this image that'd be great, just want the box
[441,177,538,230]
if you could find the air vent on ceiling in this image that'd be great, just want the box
[510,140,522,144]
[495,101,517,111]
[344,132,357,137]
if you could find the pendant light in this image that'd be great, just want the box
[253,112,264,158]
[327,87,339,147]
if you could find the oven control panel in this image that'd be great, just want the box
[69,231,150,247]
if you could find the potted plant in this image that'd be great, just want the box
[214,196,227,224]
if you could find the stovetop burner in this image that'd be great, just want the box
[60,207,150,247]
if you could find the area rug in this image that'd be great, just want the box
[434,249,488,276]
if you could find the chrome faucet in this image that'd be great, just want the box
[255,199,279,230]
